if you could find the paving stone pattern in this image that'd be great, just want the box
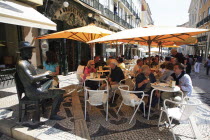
[0,68,210,140]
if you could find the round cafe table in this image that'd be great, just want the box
[84,76,108,91]
[147,83,183,120]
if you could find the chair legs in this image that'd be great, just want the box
[84,100,87,120]
[142,101,146,117]
[117,101,123,114]
[19,103,22,122]
[112,89,118,103]
[158,110,163,127]
[106,101,108,121]
[129,101,144,124]
[34,102,40,122]
[189,119,196,139]
[166,114,176,140]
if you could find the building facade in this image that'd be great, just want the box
[195,0,210,59]
[38,0,142,73]
[138,0,154,58]
[140,0,153,27]
[0,0,50,69]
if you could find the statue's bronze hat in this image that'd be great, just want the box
[19,41,35,50]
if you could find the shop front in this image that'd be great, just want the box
[0,0,56,69]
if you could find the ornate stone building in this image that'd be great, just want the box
[38,0,142,73]
[195,0,210,59]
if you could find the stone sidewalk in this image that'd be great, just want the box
[0,67,210,140]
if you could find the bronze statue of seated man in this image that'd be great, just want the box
[16,41,65,120]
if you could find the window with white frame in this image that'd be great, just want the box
[208,7,210,16]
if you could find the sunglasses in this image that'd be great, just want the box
[91,64,95,65]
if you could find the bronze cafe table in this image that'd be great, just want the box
[147,83,184,120]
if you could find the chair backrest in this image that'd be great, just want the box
[118,85,144,107]
[87,89,107,106]
[14,72,25,101]
[179,97,202,121]
[120,78,135,91]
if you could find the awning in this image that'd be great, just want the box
[100,16,125,31]
[0,0,56,30]
[74,0,101,14]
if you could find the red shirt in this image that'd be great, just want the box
[83,67,96,80]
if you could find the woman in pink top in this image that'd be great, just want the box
[83,60,98,90]
[83,60,96,80]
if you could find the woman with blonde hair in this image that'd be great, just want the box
[83,60,98,89]
[83,60,96,79]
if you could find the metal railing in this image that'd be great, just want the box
[196,15,210,27]
[197,35,207,42]
[79,0,134,29]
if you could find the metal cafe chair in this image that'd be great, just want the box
[158,97,202,140]
[117,85,146,124]
[84,79,109,121]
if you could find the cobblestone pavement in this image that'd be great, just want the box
[0,132,15,140]
[0,67,210,140]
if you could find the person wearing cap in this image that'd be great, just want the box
[16,41,65,120]
[171,49,186,64]
[109,59,125,95]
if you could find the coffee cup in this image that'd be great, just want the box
[171,81,176,88]
[90,73,94,79]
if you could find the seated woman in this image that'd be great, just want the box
[135,65,160,108]
[159,63,174,83]
[117,57,126,70]
[83,60,98,90]
[43,51,59,88]
[76,60,87,82]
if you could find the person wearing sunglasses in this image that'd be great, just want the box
[83,60,98,90]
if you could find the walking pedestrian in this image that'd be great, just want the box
[194,55,202,73]
[206,56,210,75]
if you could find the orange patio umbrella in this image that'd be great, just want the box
[88,26,208,60]
[36,24,113,58]
[36,24,113,43]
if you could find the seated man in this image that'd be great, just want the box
[16,41,65,120]
[159,63,174,83]
[161,63,193,102]
[135,65,160,108]
[109,59,125,96]
[133,59,143,77]
[151,57,159,68]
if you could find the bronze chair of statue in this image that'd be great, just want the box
[14,72,45,122]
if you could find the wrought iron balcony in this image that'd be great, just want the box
[79,0,134,29]
[196,15,210,27]
[197,35,207,42]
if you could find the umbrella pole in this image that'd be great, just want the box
[158,41,162,62]
[147,39,152,67]
[90,43,95,60]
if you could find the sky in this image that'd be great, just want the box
[146,0,191,26]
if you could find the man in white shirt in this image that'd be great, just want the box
[161,63,193,102]
[133,59,143,77]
